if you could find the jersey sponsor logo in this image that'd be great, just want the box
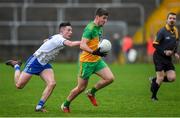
[165,36,170,40]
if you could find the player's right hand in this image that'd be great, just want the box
[92,48,107,57]
[164,50,173,56]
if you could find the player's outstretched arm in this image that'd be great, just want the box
[64,40,80,47]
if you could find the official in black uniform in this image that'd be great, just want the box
[150,12,179,101]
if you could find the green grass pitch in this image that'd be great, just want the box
[0,63,180,117]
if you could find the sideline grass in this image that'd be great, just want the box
[0,63,180,117]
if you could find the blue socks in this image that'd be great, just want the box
[36,100,45,110]
[38,100,45,106]
[14,64,20,71]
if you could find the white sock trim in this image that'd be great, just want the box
[36,105,42,110]
[14,64,19,68]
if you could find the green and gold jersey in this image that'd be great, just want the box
[80,21,103,62]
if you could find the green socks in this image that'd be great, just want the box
[90,87,98,95]
[63,87,98,107]
[64,100,70,107]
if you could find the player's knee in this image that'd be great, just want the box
[16,84,24,89]
[167,74,176,82]
[107,76,114,83]
[80,87,86,92]
[109,77,114,83]
[170,78,176,82]
[48,81,56,88]
[168,77,176,82]
[111,76,115,82]
[157,77,164,82]
[77,86,86,92]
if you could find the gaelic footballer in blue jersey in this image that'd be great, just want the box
[5,22,80,112]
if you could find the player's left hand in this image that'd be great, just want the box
[92,48,107,57]
[174,53,180,59]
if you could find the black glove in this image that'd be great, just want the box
[92,48,107,57]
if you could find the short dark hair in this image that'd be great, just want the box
[95,8,109,17]
[59,22,71,29]
[167,12,176,19]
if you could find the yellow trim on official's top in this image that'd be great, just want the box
[153,41,159,44]
[165,24,179,39]
[174,27,179,40]
[153,36,159,45]
[165,24,171,31]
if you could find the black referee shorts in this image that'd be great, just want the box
[153,52,175,72]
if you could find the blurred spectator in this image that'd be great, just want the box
[122,34,133,63]
[146,35,155,63]
[111,33,121,63]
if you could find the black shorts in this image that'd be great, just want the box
[153,52,175,72]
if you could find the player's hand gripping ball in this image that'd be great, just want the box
[98,39,112,53]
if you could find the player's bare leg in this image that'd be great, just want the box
[16,72,32,89]
[67,77,88,101]
[61,78,88,113]
[40,69,56,101]
[86,67,114,106]
[156,71,164,85]
[150,71,164,101]
[35,69,56,112]
[5,60,22,83]
[166,70,176,82]
[95,67,114,89]
[5,60,32,89]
